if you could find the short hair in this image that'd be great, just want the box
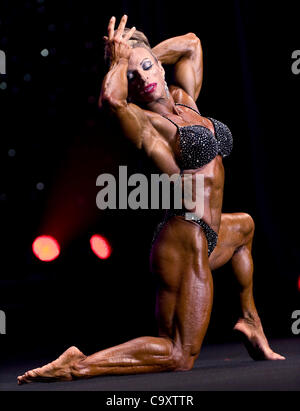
[104,28,158,69]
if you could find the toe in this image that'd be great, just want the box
[275,353,286,360]
[269,351,286,360]
[27,369,39,378]
[17,375,27,385]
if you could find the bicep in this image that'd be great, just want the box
[106,101,180,175]
[143,136,181,176]
[120,105,180,175]
[109,102,149,149]
[173,35,203,101]
[109,103,180,173]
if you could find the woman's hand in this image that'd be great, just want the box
[103,15,136,65]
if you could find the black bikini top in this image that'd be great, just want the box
[162,103,233,170]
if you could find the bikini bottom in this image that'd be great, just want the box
[152,209,218,257]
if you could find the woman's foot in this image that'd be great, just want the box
[233,316,286,361]
[17,346,86,385]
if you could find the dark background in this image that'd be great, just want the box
[0,0,299,360]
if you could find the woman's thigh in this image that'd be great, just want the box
[150,216,213,360]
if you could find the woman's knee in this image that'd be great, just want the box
[173,350,198,371]
[238,213,255,249]
[240,213,255,236]
[231,213,255,248]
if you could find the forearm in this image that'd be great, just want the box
[99,58,129,108]
[152,33,200,65]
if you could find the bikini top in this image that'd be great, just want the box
[162,103,233,170]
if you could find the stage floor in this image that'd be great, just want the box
[1,338,299,391]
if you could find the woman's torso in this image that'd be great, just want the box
[144,88,232,234]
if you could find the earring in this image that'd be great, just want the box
[164,80,170,98]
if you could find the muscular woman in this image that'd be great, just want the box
[17,15,284,384]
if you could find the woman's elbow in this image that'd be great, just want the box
[185,32,199,41]
[185,33,201,50]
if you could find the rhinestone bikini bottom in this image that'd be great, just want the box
[152,209,218,256]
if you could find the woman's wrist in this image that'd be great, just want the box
[109,57,129,69]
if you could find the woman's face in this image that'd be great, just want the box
[127,47,165,103]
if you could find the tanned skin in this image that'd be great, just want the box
[17,15,284,385]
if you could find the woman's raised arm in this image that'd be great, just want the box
[99,15,146,148]
[99,16,180,176]
[152,33,203,102]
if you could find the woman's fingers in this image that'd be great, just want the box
[123,26,136,41]
[115,14,128,39]
[108,16,116,40]
[106,15,134,44]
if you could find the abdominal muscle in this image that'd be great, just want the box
[182,155,225,235]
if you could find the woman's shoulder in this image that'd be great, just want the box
[142,108,163,126]
[142,86,200,126]
[169,85,200,112]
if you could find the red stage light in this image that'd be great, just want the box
[90,235,111,259]
[32,235,60,262]
[298,276,300,292]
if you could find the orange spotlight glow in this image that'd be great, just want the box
[32,235,60,262]
[90,235,111,259]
